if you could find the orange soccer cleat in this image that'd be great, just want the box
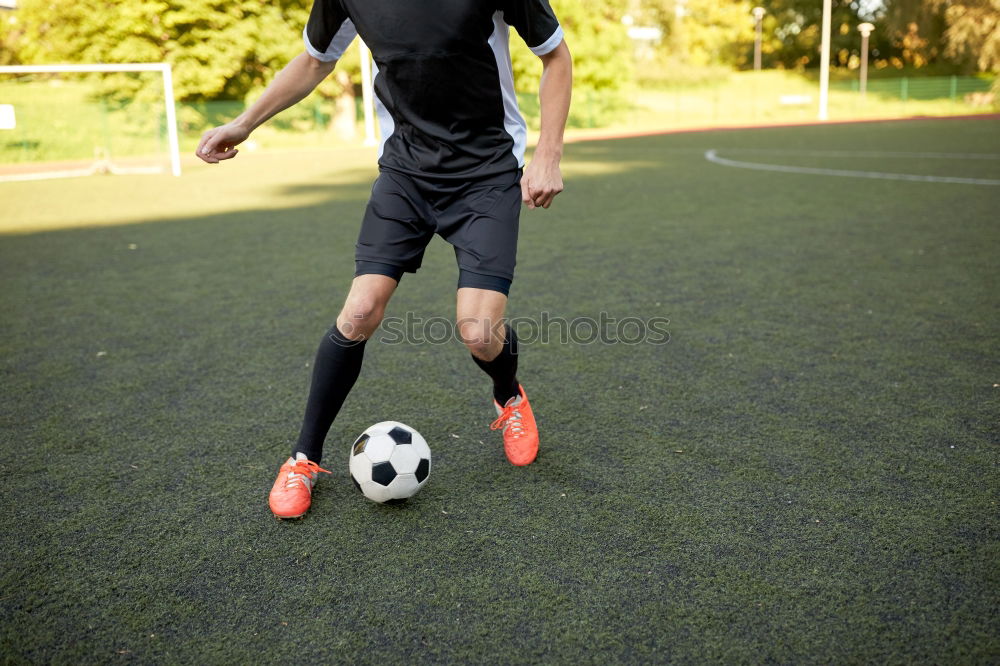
[268,452,331,519]
[490,385,539,466]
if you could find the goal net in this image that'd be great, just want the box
[0,63,181,182]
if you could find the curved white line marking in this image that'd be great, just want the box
[705,149,1000,185]
[714,149,1000,160]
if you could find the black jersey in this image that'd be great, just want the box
[303,0,563,179]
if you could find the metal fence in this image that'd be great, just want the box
[0,74,995,175]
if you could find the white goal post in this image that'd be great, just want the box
[0,62,182,177]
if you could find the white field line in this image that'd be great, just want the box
[0,164,164,184]
[0,168,97,183]
[713,149,1000,160]
[704,150,1000,185]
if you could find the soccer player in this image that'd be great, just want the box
[197,1,572,519]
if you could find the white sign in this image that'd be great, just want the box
[779,95,812,106]
[627,26,663,42]
[0,104,15,130]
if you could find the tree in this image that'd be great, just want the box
[5,0,634,99]
[750,0,870,70]
[4,0,315,102]
[681,0,755,67]
[623,0,870,72]
[622,0,756,70]
[879,0,948,67]
[511,0,634,126]
[934,0,1000,72]
[875,0,1000,73]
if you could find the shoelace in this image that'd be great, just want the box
[490,404,524,439]
[283,459,331,489]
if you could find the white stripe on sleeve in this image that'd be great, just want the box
[303,19,357,62]
[529,25,564,56]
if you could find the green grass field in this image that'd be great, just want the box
[1,117,998,663]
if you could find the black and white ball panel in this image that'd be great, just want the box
[387,426,412,444]
[371,461,396,486]
[349,421,431,503]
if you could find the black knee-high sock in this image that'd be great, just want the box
[472,325,519,405]
[293,324,367,464]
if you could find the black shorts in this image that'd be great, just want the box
[354,168,522,295]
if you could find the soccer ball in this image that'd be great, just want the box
[349,421,431,504]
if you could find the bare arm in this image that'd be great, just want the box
[197,52,337,164]
[521,40,572,209]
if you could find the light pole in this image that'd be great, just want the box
[858,22,874,99]
[753,7,765,72]
[818,0,832,120]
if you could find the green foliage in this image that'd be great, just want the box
[627,0,994,75]
[511,0,634,126]
[680,0,756,67]
[877,0,948,68]
[2,0,314,102]
[826,0,999,75]
[935,0,1000,103]
[4,0,631,109]
[623,0,756,78]
[3,0,998,125]
[935,0,1000,73]
[626,0,868,74]
[752,0,868,70]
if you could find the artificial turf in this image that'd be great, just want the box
[1,117,998,664]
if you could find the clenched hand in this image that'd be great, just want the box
[520,153,564,210]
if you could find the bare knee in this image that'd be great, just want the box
[338,294,385,340]
[456,287,508,359]
[335,274,397,340]
[458,318,501,360]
